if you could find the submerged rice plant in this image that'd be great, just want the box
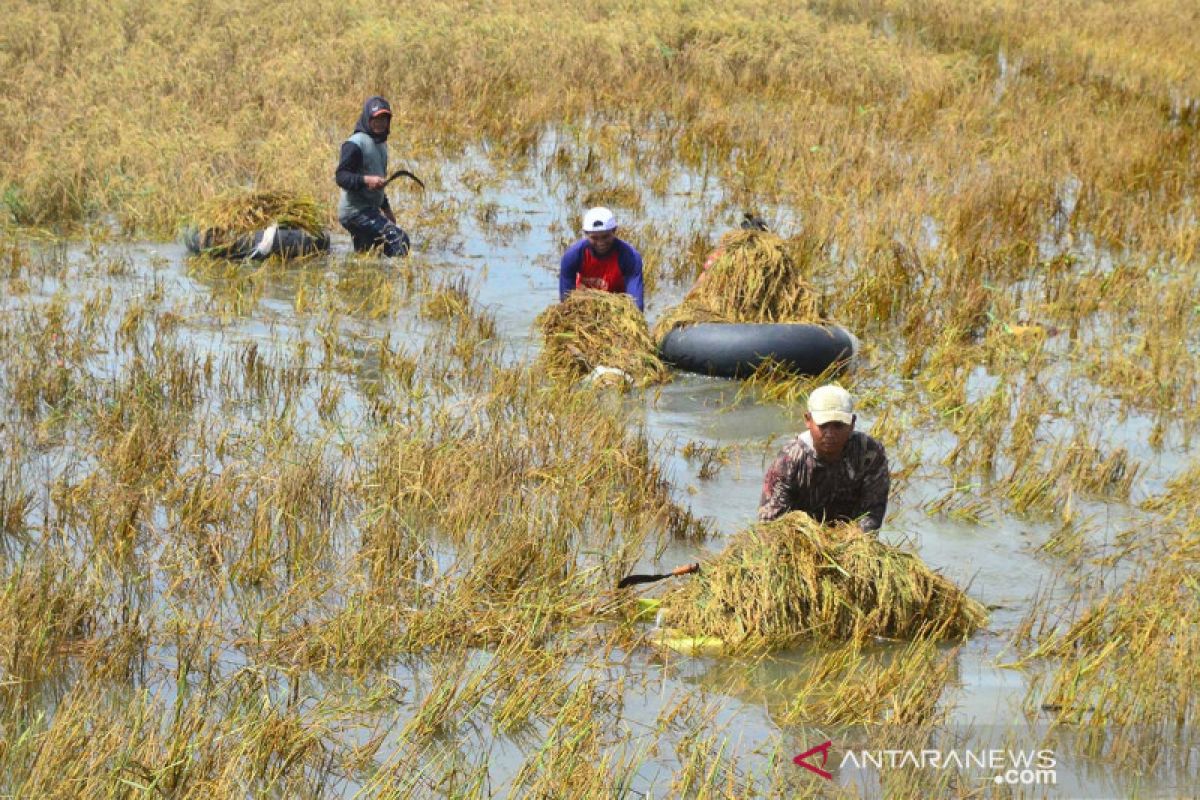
[3,0,1200,792]
[1013,530,1200,772]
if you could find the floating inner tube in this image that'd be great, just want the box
[183,225,330,259]
[659,322,858,379]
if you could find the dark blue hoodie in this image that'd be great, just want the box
[335,96,394,201]
[355,96,392,143]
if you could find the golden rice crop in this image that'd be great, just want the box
[3,0,1200,792]
[1006,530,1200,770]
[191,190,324,235]
[658,512,987,650]
[186,190,326,255]
[536,289,670,387]
[653,230,826,340]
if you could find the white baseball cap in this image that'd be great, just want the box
[582,206,618,233]
[807,384,854,425]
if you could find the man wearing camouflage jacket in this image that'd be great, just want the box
[758,384,890,532]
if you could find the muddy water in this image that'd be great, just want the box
[31,146,1187,797]
[414,148,1187,798]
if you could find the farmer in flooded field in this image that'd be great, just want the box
[758,384,890,533]
[559,206,645,311]
[335,96,411,256]
[697,212,770,277]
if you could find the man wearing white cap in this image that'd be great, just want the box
[558,206,645,311]
[758,384,890,532]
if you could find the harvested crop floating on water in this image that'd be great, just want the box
[536,289,670,388]
[183,190,329,259]
[658,512,987,651]
[653,229,825,340]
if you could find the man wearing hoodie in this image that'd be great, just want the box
[335,96,410,256]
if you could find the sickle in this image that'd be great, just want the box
[383,169,426,191]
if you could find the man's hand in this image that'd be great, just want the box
[364,175,387,191]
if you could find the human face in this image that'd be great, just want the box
[587,230,616,255]
[368,114,391,136]
[805,413,854,462]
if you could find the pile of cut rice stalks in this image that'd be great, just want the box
[653,229,826,340]
[537,290,670,388]
[658,512,987,652]
[193,190,325,236]
[186,190,326,256]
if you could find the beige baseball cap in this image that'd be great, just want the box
[807,384,854,425]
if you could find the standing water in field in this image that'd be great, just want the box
[0,129,1196,799]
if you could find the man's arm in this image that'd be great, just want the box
[335,141,366,192]
[757,447,797,522]
[618,244,645,311]
[856,439,890,532]
[559,240,584,302]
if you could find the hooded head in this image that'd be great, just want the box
[354,96,393,143]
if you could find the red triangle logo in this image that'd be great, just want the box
[793,740,834,780]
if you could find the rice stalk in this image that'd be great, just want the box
[537,289,669,387]
[659,512,987,650]
[185,190,327,258]
[653,229,826,340]
[191,191,325,237]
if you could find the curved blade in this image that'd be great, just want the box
[617,562,700,589]
[384,169,426,190]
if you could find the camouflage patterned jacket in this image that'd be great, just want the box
[757,430,890,532]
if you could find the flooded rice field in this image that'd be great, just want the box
[2,133,1197,799]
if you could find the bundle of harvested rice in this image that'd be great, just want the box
[653,229,824,340]
[659,512,986,651]
[537,290,670,387]
[193,190,325,236]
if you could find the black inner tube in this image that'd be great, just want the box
[183,226,329,259]
[659,322,857,379]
